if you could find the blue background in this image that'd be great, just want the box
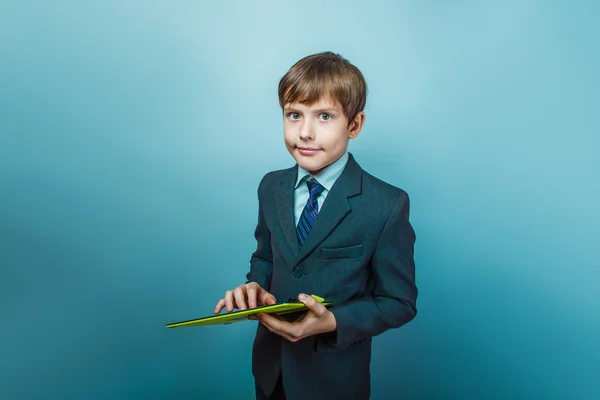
[1,1,598,399]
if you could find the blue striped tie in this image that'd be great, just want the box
[297,178,325,248]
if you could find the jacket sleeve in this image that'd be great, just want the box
[318,191,418,351]
[245,176,274,291]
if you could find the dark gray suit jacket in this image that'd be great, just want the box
[246,153,417,400]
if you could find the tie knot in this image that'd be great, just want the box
[306,178,324,198]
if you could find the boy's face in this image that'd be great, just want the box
[283,96,365,176]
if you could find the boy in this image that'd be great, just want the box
[214,51,417,400]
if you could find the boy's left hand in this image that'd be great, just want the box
[249,293,336,342]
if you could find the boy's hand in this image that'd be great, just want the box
[249,293,337,342]
[214,282,277,314]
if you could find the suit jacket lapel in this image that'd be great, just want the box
[274,165,300,257]
[294,153,363,266]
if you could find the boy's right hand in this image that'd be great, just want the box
[214,282,277,314]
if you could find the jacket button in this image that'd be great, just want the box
[293,267,303,278]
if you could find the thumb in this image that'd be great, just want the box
[298,293,326,317]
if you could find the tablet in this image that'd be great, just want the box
[166,294,332,328]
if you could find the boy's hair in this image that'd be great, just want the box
[278,51,367,125]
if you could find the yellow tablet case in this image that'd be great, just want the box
[166,294,332,328]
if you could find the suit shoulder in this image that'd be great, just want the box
[361,170,410,202]
[360,170,412,221]
[257,166,295,192]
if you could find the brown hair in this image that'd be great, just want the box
[278,51,367,125]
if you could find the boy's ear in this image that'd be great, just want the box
[348,111,366,139]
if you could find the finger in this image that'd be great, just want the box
[224,290,234,312]
[257,314,300,342]
[259,313,303,339]
[214,299,226,314]
[266,296,277,305]
[233,286,247,310]
[298,293,326,317]
[260,290,277,305]
[247,285,257,308]
[258,313,285,322]
[275,330,297,342]
[293,313,307,323]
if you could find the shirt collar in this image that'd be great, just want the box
[294,151,349,191]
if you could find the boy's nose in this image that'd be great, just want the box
[299,121,315,140]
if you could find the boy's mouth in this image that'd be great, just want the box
[297,147,321,156]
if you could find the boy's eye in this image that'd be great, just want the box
[289,112,301,120]
[319,113,332,121]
